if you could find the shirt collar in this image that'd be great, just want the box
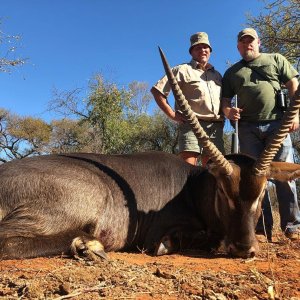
[190,59,214,71]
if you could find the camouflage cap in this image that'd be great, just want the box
[189,32,212,53]
[237,28,258,41]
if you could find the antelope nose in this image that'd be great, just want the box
[228,243,258,258]
[247,246,256,258]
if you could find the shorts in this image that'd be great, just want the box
[178,120,225,155]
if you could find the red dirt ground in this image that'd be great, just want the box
[0,231,299,300]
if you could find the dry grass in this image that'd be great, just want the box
[255,205,300,299]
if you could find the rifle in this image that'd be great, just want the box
[231,95,239,153]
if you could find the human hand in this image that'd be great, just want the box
[289,121,299,132]
[227,107,243,121]
[173,110,186,124]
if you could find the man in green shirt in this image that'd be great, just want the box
[222,28,300,241]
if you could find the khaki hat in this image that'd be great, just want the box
[189,32,212,53]
[237,28,258,41]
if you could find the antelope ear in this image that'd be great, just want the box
[266,162,300,181]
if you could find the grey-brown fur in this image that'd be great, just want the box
[0,152,205,259]
[1,151,300,259]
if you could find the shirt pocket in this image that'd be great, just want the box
[253,65,279,82]
[181,73,205,100]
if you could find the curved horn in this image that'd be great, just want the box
[158,47,233,175]
[254,85,300,175]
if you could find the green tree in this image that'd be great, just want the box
[48,118,92,154]
[134,111,178,153]
[49,74,163,154]
[128,81,152,115]
[86,75,132,153]
[49,73,181,155]
[113,111,178,154]
[0,109,51,162]
[247,0,300,69]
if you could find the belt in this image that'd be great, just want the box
[198,119,224,123]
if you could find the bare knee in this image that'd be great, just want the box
[178,151,199,165]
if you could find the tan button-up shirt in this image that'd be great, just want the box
[152,59,223,121]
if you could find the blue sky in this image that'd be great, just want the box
[1,0,264,121]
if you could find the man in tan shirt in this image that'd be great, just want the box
[151,32,224,166]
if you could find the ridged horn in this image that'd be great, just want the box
[253,85,300,175]
[158,46,233,175]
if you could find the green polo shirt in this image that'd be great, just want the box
[222,53,299,121]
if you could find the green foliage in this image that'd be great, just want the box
[8,116,51,144]
[114,111,178,154]
[48,118,89,154]
[247,0,300,70]
[0,109,51,161]
[128,81,152,115]
[86,74,132,153]
[49,74,178,155]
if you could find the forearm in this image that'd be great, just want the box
[222,98,232,119]
[285,77,299,98]
[151,87,175,119]
[285,77,299,120]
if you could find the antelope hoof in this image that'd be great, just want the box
[154,235,174,256]
[71,237,108,261]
